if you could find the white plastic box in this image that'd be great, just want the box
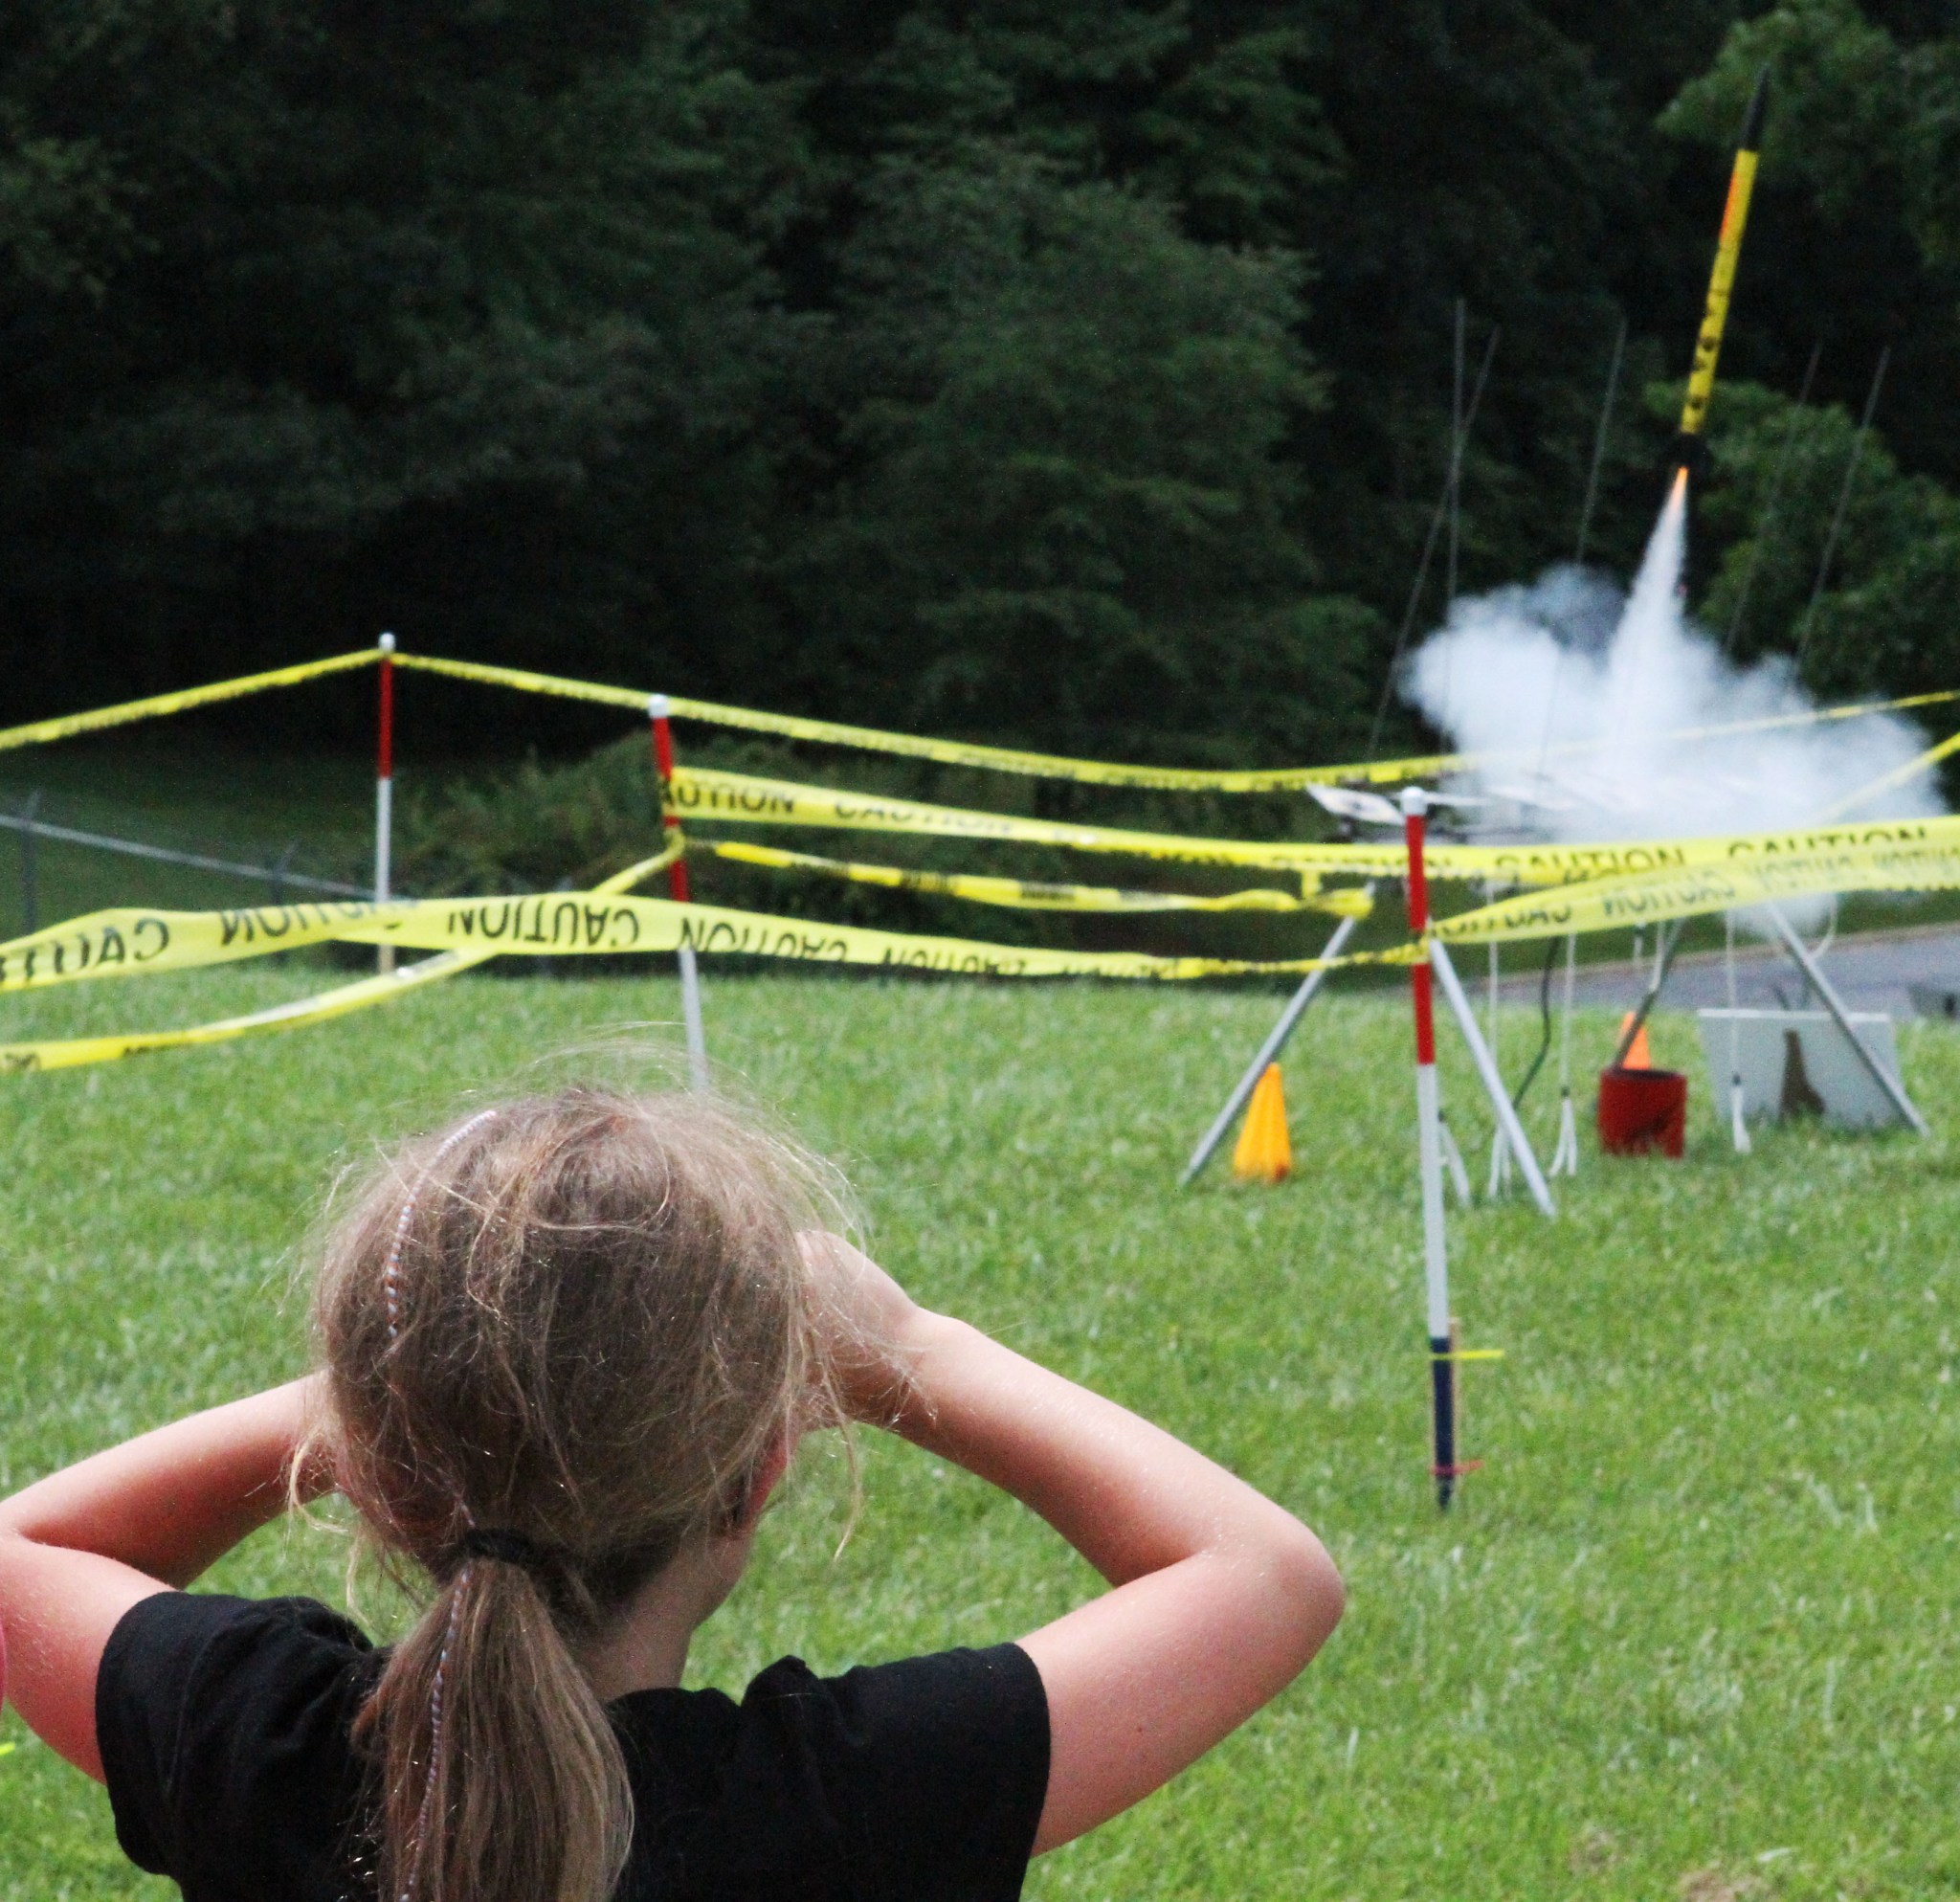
[1696,1008,1910,1131]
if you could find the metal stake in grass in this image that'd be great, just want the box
[1401,789,1458,1509]
[373,633,395,976]
[649,694,709,1090]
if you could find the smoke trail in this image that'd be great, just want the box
[1403,482,1941,842]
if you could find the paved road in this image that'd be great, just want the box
[1494,925,1960,1018]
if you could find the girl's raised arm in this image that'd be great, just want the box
[815,1241,1345,1854]
[0,1376,324,1779]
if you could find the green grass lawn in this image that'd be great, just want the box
[2,964,1958,1900]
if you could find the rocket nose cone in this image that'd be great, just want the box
[1741,65,1770,150]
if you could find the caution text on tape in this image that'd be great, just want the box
[708,840,1372,917]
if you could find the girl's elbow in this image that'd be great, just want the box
[1270,1523,1345,1657]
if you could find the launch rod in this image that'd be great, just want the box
[1402,789,1457,1510]
[1608,917,1688,1070]
[1674,66,1770,467]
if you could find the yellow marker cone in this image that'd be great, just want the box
[1615,1012,1652,1070]
[1232,1063,1292,1183]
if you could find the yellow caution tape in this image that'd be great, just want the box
[17,804,1960,1074]
[0,641,1949,814]
[1434,823,1960,945]
[393,650,1960,792]
[1816,725,1960,820]
[0,652,378,753]
[672,767,1368,870]
[676,766,1960,889]
[393,652,1452,789]
[0,884,1410,1012]
[0,842,685,1073]
[1434,1349,1506,1363]
[707,840,1373,918]
[0,906,344,992]
[1423,814,1960,887]
[0,943,494,1073]
[393,652,648,714]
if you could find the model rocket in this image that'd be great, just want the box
[1671,67,1771,476]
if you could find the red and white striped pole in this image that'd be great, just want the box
[374,632,395,975]
[1402,786,1457,1509]
[648,694,707,1089]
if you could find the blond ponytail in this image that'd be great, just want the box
[363,1553,630,1902]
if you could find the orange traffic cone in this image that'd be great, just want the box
[1232,1064,1293,1184]
[1615,1012,1652,1070]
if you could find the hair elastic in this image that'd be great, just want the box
[383,1108,501,1343]
[456,1527,554,1571]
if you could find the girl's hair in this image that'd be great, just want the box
[305,1086,850,1902]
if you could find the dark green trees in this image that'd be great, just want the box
[3,0,1959,758]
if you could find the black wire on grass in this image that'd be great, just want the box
[1510,935,1562,1108]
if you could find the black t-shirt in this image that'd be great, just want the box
[96,1592,1050,1902]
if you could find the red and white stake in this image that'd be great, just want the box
[648,694,708,1089]
[374,632,395,975]
[1402,787,1457,1509]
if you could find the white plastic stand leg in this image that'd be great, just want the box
[1767,906,1927,1135]
[1437,1109,1474,1207]
[1486,1124,1514,1198]
[1179,906,1367,1185]
[1430,939,1557,1217]
[1550,1087,1580,1176]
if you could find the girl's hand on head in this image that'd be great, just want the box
[796,1232,927,1426]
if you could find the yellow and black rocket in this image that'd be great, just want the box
[1672,67,1771,476]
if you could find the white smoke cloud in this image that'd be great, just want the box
[1402,484,1942,842]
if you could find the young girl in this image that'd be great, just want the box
[0,1086,1343,1902]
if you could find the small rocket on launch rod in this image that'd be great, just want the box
[1671,67,1771,477]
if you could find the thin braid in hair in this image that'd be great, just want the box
[381,1106,497,1901]
[402,1564,473,1902]
[384,1109,501,1342]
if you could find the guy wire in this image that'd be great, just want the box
[1447,299,1467,609]
[1438,300,1469,718]
[1529,314,1628,789]
[1572,314,1627,569]
[1366,320,1501,759]
[1793,344,1890,680]
[1723,340,1822,659]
